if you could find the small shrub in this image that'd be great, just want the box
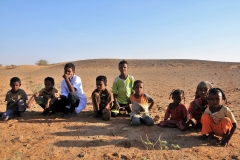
[35,59,49,66]
[6,64,17,69]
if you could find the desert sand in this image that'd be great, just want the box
[0,59,240,160]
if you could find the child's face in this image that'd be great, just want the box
[96,80,106,91]
[198,86,209,100]
[172,94,183,104]
[64,67,74,78]
[118,63,128,75]
[10,81,20,92]
[208,92,223,107]
[134,83,143,95]
[45,80,54,91]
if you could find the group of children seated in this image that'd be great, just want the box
[1,60,237,146]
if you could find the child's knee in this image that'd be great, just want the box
[68,92,78,100]
[92,92,100,99]
[18,100,26,112]
[1,112,9,120]
[145,121,154,126]
[131,121,141,126]
[130,118,141,126]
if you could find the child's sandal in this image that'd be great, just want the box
[207,132,214,140]
[200,134,208,140]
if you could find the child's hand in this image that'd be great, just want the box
[54,93,60,98]
[63,73,72,80]
[105,105,111,110]
[27,103,31,109]
[112,103,120,110]
[220,135,230,147]
[45,103,49,109]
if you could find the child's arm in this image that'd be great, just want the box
[148,100,154,110]
[182,104,188,123]
[112,94,120,109]
[126,98,132,111]
[105,90,114,110]
[63,73,75,92]
[220,123,237,146]
[45,97,51,109]
[163,105,171,120]
[146,94,154,110]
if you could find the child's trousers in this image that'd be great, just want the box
[49,92,80,113]
[201,113,233,137]
[131,115,154,126]
[1,100,26,120]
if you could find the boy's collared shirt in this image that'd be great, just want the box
[112,75,134,104]
[5,89,28,109]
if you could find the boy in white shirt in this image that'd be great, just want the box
[43,63,87,117]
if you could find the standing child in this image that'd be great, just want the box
[127,80,154,126]
[44,63,87,117]
[2,77,28,120]
[201,88,237,146]
[27,77,58,114]
[188,81,213,129]
[91,75,113,121]
[111,60,135,116]
[159,89,190,130]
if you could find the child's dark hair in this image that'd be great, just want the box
[96,75,107,86]
[118,60,128,66]
[133,80,143,88]
[208,88,227,104]
[169,89,185,103]
[10,77,21,85]
[64,63,75,72]
[44,77,55,86]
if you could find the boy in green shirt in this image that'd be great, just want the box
[111,60,135,116]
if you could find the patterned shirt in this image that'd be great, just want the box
[128,93,153,118]
[38,88,58,99]
[5,89,28,109]
[112,75,134,104]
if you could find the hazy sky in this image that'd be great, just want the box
[1,0,240,65]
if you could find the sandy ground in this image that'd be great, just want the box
[0,59,240,160]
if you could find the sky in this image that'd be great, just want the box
[1,0,240,66]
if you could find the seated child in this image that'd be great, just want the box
[159,89,190,130]
[111,60,135,116]
[44,63,87,117]
[27,77,58,114]
[201,88,237,146]
[188,81,213,129]
[1,77,28,120]
[127,80,154,126]
[91,75,113,121]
